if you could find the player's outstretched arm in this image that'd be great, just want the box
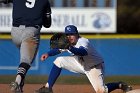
[69,46,88,56]
[40,48,61,62]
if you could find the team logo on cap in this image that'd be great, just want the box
[66,27,71,31]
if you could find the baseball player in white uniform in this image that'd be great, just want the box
[35,25,132,93]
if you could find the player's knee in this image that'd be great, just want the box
[95,86,108,93]
[96,89,105,93]
[53,57,63,68]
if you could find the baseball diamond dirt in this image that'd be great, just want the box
[0,84,140,93]
[126,89,140,93]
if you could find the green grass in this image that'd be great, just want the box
[0,75,140,85]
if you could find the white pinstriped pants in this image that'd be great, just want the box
[54,56,107,93]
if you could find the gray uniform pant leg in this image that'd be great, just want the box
[11,25,41,65]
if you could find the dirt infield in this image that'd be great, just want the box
[0,84,140,93]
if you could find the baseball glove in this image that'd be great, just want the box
[50,33,70,49]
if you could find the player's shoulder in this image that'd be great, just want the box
[78,37,89,42]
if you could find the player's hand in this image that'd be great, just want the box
[40,53,49,61]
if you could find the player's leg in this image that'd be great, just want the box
[54,56,85,73]
[85,63,107,93]
[47,56,85,87]
[10,26,40,92]
[85,63,120,93]
[85,63,132,93]
[35,58,63,93]
[47,64,62,88]
[35,56,85,93]
[47,56,85,86]
[35,64,60,93]
[10,26,25,92]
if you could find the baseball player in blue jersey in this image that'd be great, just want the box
[35,25,132,93]
[0,0,51,93]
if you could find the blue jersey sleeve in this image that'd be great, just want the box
[69,46,88,56]
[47,48,61,56]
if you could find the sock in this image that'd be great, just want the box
[16,63,30,87]
[45,83,49,88]
[106,82,120,92]
[15,75,21,85]
[48,64,62,88]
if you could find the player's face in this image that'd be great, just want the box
[67,34,78,45]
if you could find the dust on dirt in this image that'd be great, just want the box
[0,84,139,93]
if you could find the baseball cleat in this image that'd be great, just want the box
[34,86,53,93]
[10,82,23,93]
[119,81,132,92]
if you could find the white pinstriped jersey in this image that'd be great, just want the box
[68,37,104,70]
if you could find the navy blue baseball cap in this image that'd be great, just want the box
[65,25,78,35]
